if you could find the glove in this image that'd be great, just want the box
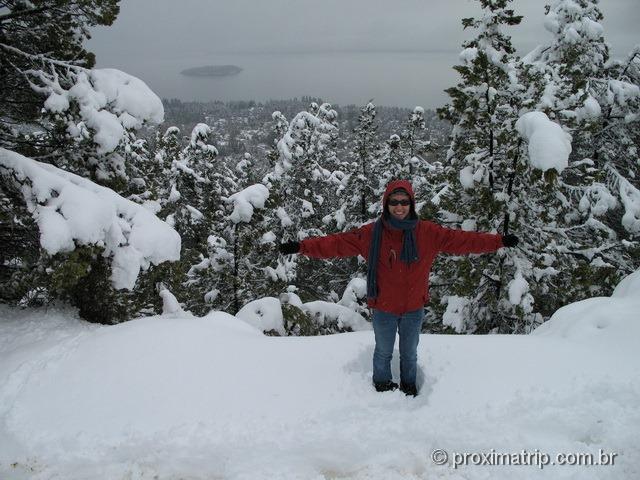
[278,241,300,255]
[502,234,519,248]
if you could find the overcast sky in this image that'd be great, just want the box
[85,0,639,108]
[88,0,638,60]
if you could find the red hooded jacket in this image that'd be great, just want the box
[300,180,504,315]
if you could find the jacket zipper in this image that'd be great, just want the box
[389,249,396,267]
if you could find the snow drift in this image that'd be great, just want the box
[0,270,638,479]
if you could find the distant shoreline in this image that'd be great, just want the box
[180,65,242,77]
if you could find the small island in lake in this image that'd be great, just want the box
[180,65,242,77]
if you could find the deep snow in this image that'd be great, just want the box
[0,273,638,480]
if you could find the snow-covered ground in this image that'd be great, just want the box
[0,273,639,480]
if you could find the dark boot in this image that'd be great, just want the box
[374,381,399,392]
[400,382,418,397]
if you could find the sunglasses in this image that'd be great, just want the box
[388,199,411,206]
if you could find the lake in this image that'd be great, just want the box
[97,51,462,109]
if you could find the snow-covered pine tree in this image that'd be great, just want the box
[168,123,240,315]
[433,0,535,333]
[0,0,120,155]
[398,106,446,218]
[163,124,215,253]
[327,102,384,317]
[0,1,171,323]
[2,57,161,192]
[224,155,273,313]
[261,111,297,292]
[345,102,381,226]
[521,0,640,302]
[375,134,405,202]
[400,106,427,176]
[266,111,290,173]
[141,127,181,207]
[269,102,351,301]
[118,126,189,317]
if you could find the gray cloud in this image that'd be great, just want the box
[85,0,639,107]
[88,0,638,59]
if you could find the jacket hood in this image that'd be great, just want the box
[382,179,416,218]
[383,179,415,205]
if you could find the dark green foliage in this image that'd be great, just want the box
[347,102,380,224]
[0,0,120,154]
[280,303,317,336]
[0,0,135,324]
[277,303,356,336]
[0,177,41,304]
[65,254,130,324]
[431,0,529,333]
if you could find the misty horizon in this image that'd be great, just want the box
[87,0,639,109]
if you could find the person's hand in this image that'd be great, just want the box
[278,241,300,255]
[502,234,519,248]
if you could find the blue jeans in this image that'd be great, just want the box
[372,308,423,385]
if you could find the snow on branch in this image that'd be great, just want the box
[515,111,572,173]
[189,123,218,155]
[3,44,164,155]
[303,301,371,332]
[49,68,164,154]
[276,106,338,164]
[0,148,181,289]
[607,165,640,234]
[226,184,270,224]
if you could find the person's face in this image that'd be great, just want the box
[388,192,411,220]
